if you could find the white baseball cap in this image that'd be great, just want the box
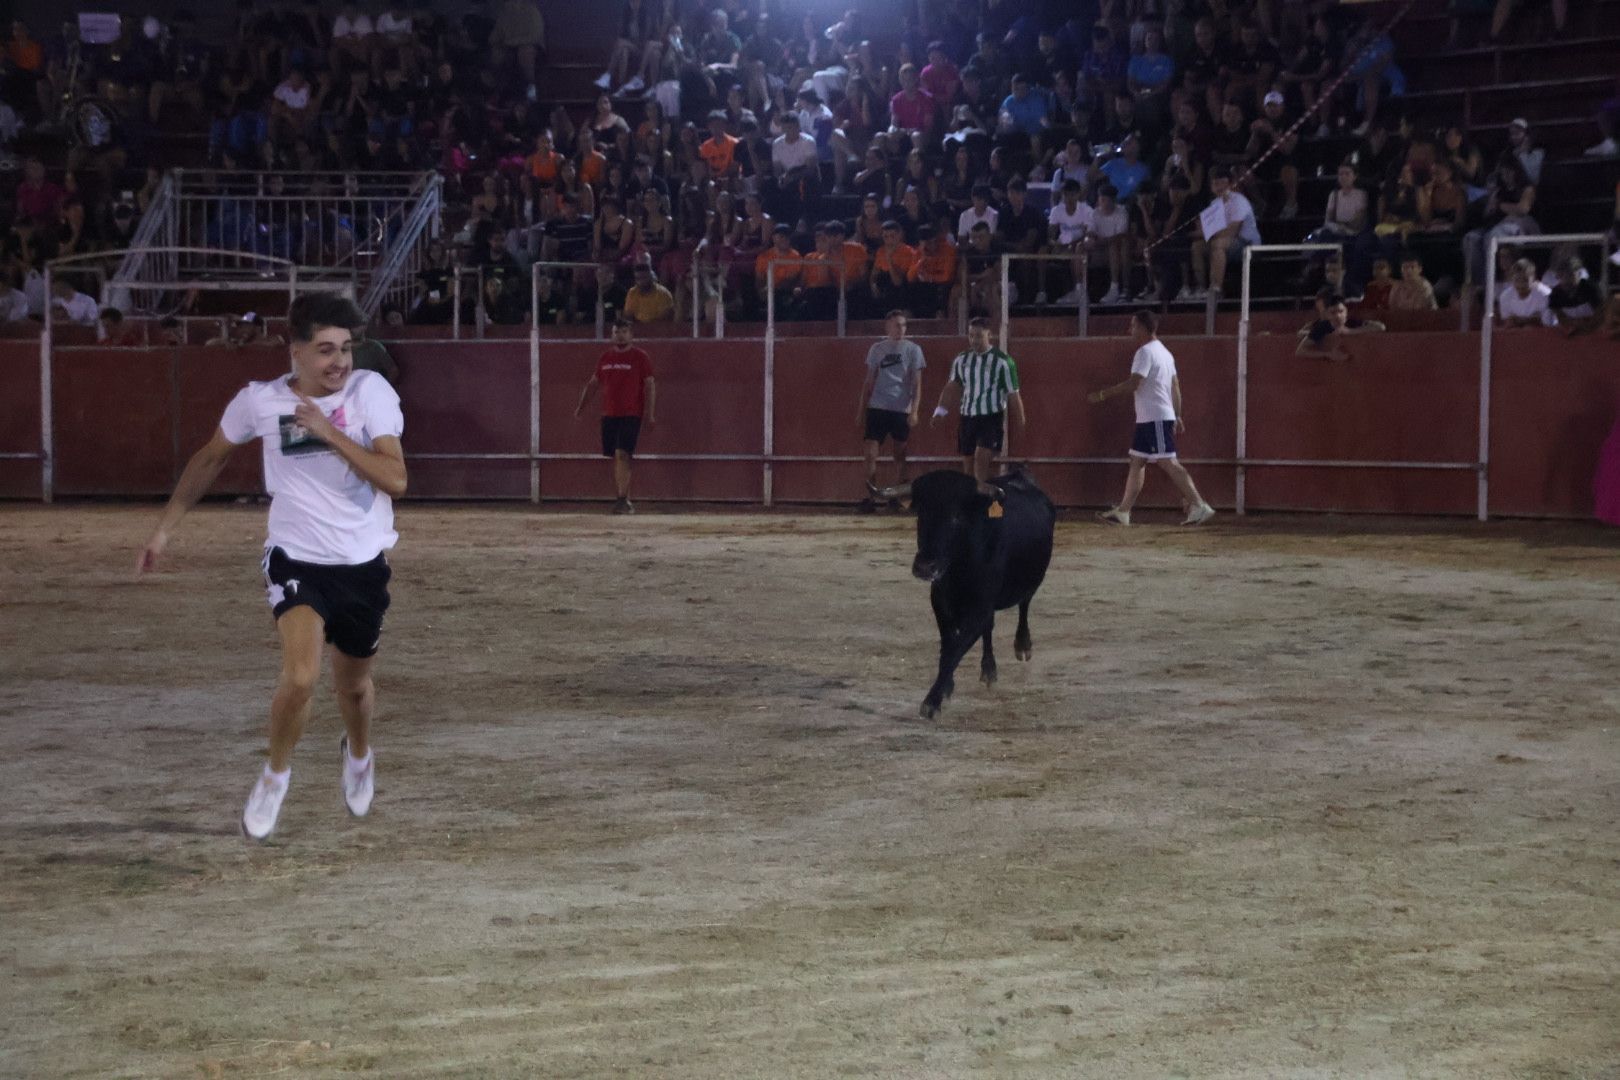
[1263,90,1284,106]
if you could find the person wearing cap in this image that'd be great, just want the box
[1247,92,1301,219]
[795,88,833,144]
[1506,118,1544,185]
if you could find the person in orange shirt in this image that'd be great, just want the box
[793,224,841,320]
[754,224,802,317]
[575,129,609,189]
[908,221,959,317]
[869,220,918,316]
[528,132,563,187]
[699,111,741,180]
[825,219,867,296]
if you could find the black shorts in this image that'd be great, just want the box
[957,413,1005,456]
[601,415,642,457]
[262,546,392,659]
[864,407,911,445]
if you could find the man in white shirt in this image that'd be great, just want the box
[1498,258,1555,327]
[330,3,375,70]
[1189,165,1261,299]
[0,275,33,322]
[957,184,999,240]
[50,278,100,326]
[271,69,316,139]
[1090,183,1131,304]
[1046,178,1093,306]
[770,113,820,217]
[138,294,408,842]
[1087,309,1215,526]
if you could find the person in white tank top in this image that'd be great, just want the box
[138,294,409,842]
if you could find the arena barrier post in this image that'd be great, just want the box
[530,261,541,503]
[765,260,777,507]
[40,264,53,502]
[1480,231,1612,521]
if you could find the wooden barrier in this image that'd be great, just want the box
[2,329,1615,517]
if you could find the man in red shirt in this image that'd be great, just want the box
[888,63,937,137]
[574,317,657,514]
[919,42,959,104]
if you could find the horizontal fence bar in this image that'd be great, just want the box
[0,452,43,460]
[412,452,1477,469]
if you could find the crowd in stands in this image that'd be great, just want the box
[1,0,1617,335]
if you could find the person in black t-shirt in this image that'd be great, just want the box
[411,241,455,324]
[998,177,1045,306]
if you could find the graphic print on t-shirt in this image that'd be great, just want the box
[278,405,346,456]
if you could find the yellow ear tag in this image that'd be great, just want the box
[988,502,1004,519]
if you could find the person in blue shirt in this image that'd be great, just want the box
[1126,26,1176,96]
[1098,133,1152,201]
[999,73,1052,137]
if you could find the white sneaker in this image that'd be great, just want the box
[1182,502,1216,525]
[1033,290,1050,305]
[1585,137,1618,157]
[340,737,374,817]
[1055,286,1083,305]
[1099,285,1121,304]
[242,766,290,841]
[1175,285,1195,301]
[1351,121,1370,137]
[620,75,646,94]
[1097,507,1131,526]
[593,71,613,90]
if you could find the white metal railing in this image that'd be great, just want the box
[358,173,442,318]
[106,172,178,314]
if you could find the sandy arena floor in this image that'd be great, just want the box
[0,503,1617,1079]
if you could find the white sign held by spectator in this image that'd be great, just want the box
[1198,198,1228,241]
[78,13,122,45]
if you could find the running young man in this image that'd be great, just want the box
[857,309,926,511]
[137,294,408,841]
[931,316,1026,484]
[1088,309,1215,525]
[575,316,656,514]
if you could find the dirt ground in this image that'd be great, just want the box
[1,503,1617,1079]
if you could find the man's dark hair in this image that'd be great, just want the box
[781,112,799,126]
[772,223,793,236]
[881,219,902,231]
[613,315,633,329]
[1399,251,1422,265]
[968,316,991,330]
[971,184,992,200]
[1099,183,1119,199]
[927,39,946,54]
[1209,165,1234,181]
[918,223,937,240]
[1326,293,1347,307]
[826,219,847,236]
[1132,309,1158,334]
[886,308,907,320]
[970,221,990,232]
[1061,178,1082,193]
[287,293,366,343]
[1008,177,1027,193]
[101,307,124,323]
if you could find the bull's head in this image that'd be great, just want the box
[871,470,992,584]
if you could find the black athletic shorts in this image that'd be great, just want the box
[262,546,392,659]
[601,415,642,457]
[864,407,911,445]
[957,413,1005,456]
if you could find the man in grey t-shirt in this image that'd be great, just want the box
[857,309,926,511]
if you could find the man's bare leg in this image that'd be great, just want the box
[614,451,632,499]
[864,438,881,485]
[269,606,324,771]
[1116,456,1149,513]
[973,445,996,484]
[330,649,376,760]
[1157,458,1206,507]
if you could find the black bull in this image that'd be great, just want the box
[872,469,1056,718]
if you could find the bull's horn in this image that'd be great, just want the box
[867,481,912,500]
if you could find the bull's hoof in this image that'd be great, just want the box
[1015,644,1032,662]
[919,699,941,719]
[980,666,997,687]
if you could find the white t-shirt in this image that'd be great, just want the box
[957,205,999,239]
[1048,200,1093,245]
[1218,191,1262,245]
[1498,282,1554,325]
[333,13,374,38]
[1130,339,1177,423]
[0,288,31,322]
[376,11,413,35]
[274,80,312,111]
[219,370,404,565]
[1092,203,1129,240]
[771,133,819,174]
[53,290,100,325]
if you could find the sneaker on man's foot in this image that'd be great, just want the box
[1097,507,1131,526]
[1175,285,1196,302]
[1099,284,1122,304]
[1054,286,1083,305]
[620,75,646,94]
[340,737,374,817]
[1033,290,1050,305]
[242,766,289,841]
[1182,502,1216,525]
[593,71,613,89]
[1585,137,1619,157]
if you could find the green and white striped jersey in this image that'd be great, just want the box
[948,348,1021,416]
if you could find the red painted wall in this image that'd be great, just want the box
[5,330,1617,517]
